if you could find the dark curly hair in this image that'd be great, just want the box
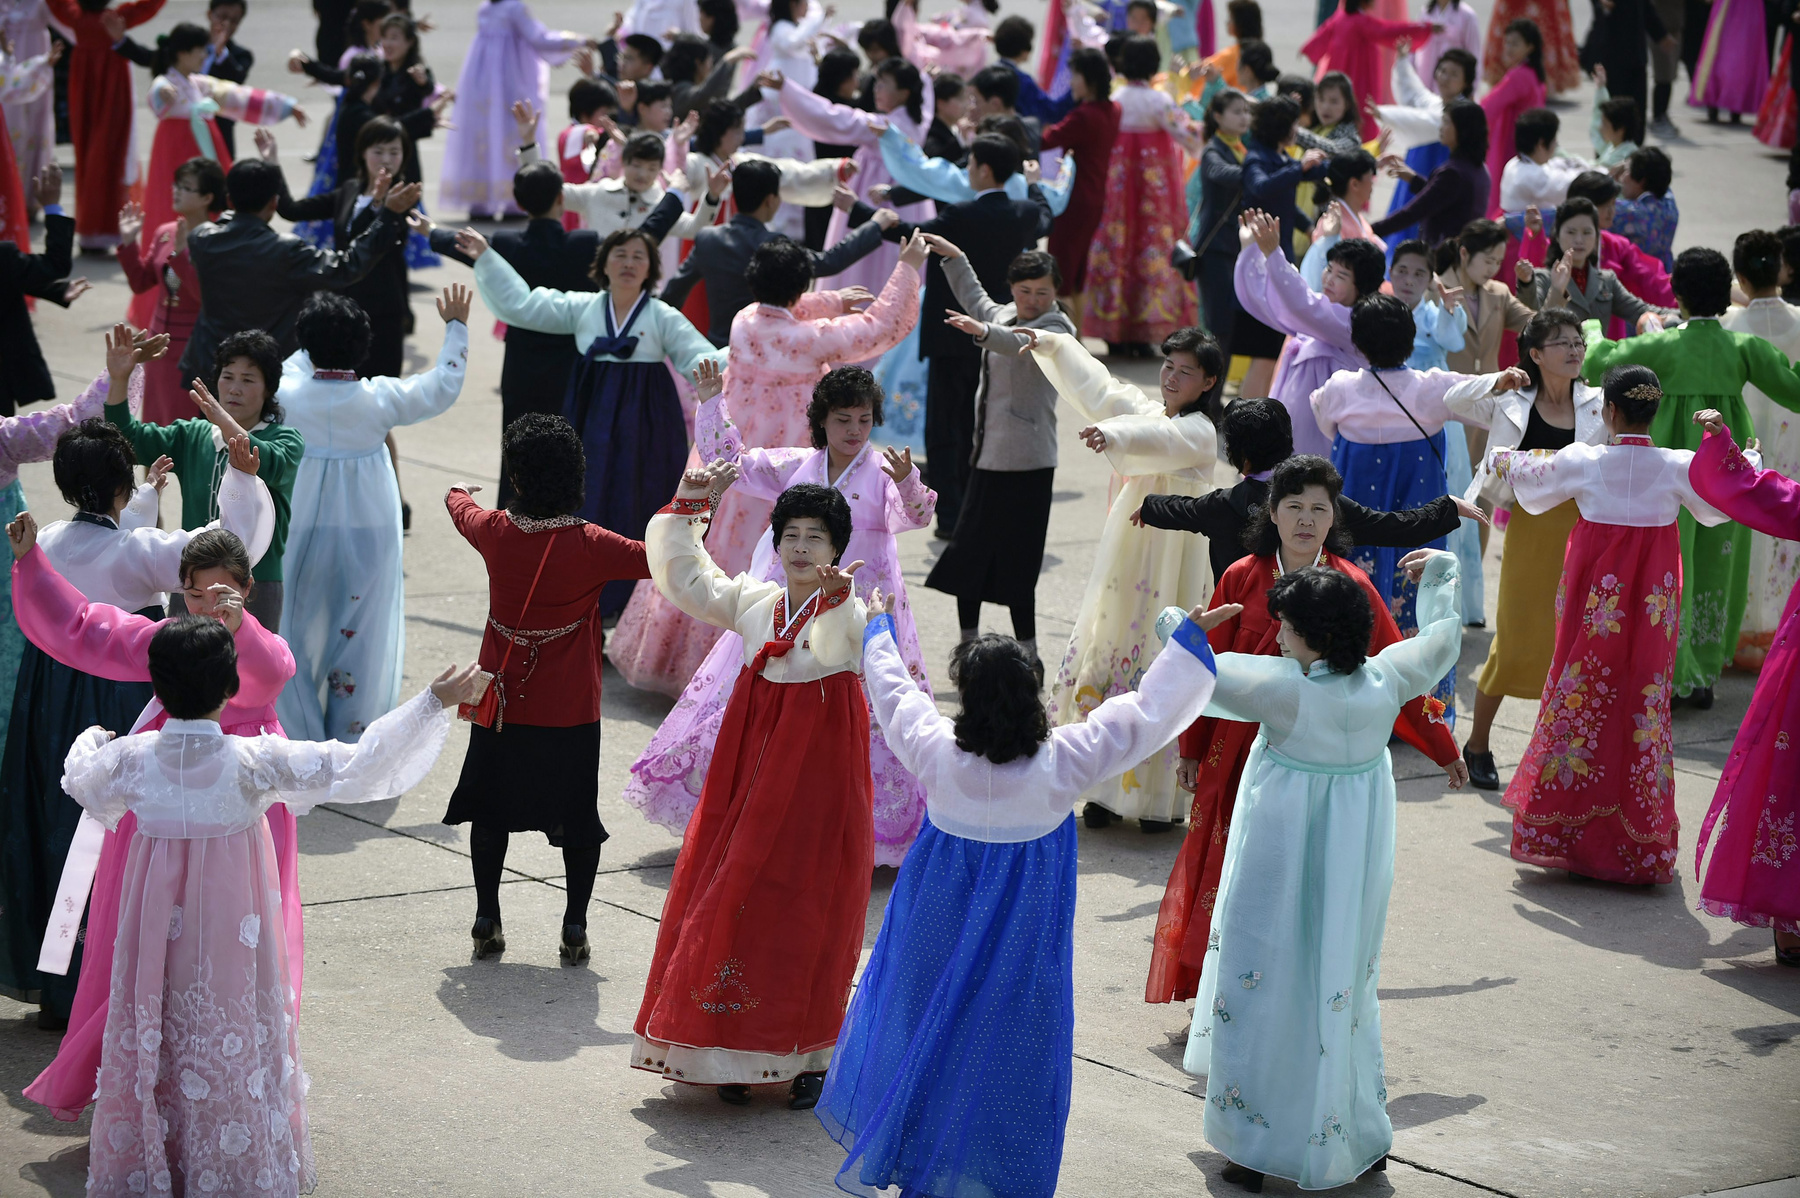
[589,227,663,290]
[53,419,137,516]
[1249,95,1300,147]
[1672,246,1732,317]
[1267,566,1372,676]
[296,291,373,371]
[1325,237,1388,299]
[149,617,240,720]
[1242,454,1355,557]
[1349,293,1417,369]
[746,235,814,307]
[807,367,885,449]
[693,98,746,156]
[173,156,228,216]
[503,413,586,519]
[1601,363,1662,428]
[1220,396,1293,473]
[948,634,1049,763]
[771,483,853,560]
[213,330,284,425]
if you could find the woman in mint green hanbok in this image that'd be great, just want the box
[1183,549,1466,1192]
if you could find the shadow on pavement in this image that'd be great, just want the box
[1509,872,1769,969]
[1386,1091,1487,1130]
[435,962,635,1062]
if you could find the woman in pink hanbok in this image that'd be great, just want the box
[1688,414,1800,964]
[894,0,994,79]
[607,234,924,696]
[774,60,936,294]
[21,530,297,1124]
[1689,0,1769,121]
[626,361,935,862]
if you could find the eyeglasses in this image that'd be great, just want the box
[1540,339,1586,352]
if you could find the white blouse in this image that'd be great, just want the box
[1490,437,1736,527]
[1443,373,1606,503]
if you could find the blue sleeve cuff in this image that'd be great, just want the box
[743,128,765,146]
[863,612,895,647]
[41,203,62,217]
[1170,618,1217,674]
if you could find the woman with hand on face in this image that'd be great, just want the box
[116,158,227,424]
[1515,197,1673,334]
[1146,455,1464,1008]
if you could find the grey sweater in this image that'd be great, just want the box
[943,254,1078,472]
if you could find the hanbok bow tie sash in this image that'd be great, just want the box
[584,291,650,360]
[750,590,827,673]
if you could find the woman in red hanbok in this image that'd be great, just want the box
[44,0,167,251]
[1492,366,1732,885]
[1482,0,1580,93]
[1688,414,1800,963]
[115,160,225,425]
[1300,0,1435,139]
[633,463,872,1111]
[1145,456,1460,1004]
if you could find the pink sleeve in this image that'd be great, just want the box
[1690,428,1800,540]
[1481,67,1530,120]
[695,394,745,462]
[1233,246,1284,330]
[779,78,879,146]
[883,464,936,533]
[0,372,114,482]
[812,262,921,363]
[230,612,296,708]
[11,546,157,682]
[1364,17,1435,43]
[1520,226,1550,267]
[792,290,843,320]
[513,6,584,62]
[729,446,812,499]
[1604,232,1675,306]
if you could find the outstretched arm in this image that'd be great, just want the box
[1054,618,1220,795]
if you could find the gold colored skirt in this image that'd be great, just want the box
[1478,499,1581,700]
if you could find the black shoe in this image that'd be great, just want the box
[1776,930,1800,968]
[402,501,412,532]
[471,917,506,959]
[1366,1154,1388,1174]
[1221,1161,1264,1192]
[1082,802,1113,828]
[36,1007,67,1032]
[717,1084,752,1105]
[788,1072,824,1110]
[1689,686,1714,710]
[1464,744,1500,791]
[559,923,590,965]
[1139,818,1175,833]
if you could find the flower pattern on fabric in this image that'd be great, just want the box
[1752,797,1799,867]
[1308,1114,1346,1146]
[1211,1082,1268,1125]
[1585,575,1624,638]
[1629,674,1676,797]
[1082,125,1198,344]
[168,907,183,941]
[238,915,259,948]
[1533,659,1616,787]
[1213,994,1232,1023]
[1327,989,1351,1012]
[691,959,761,1015]
[1239,971,1262,989]
[1643,572,1678,638]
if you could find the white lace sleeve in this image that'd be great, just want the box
[237,689,452,817]
[61,728,138,831]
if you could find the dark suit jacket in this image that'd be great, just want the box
[276,179,410,323]
[0,214,75,413]
[1242,137,1330,264]
[858,187,1053,361]
[180,206,402,380]
[659,212,886,346]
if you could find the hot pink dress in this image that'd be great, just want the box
[1690,430,1800,933]
[607,261,922,694]
[18,548,297,1123]
[1480,63,1547,217]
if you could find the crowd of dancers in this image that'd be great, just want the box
[0,0,1795,1193]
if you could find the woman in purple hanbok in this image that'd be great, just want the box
[1689,0,1769,120]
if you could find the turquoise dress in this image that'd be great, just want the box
[1183,554,1463,1188]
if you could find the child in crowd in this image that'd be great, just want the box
[1587,65,1642,168]
[1613,146,1678,270]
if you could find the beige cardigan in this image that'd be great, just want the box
[1439,267,1535,375]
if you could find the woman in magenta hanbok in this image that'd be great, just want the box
[1688,0,1770,120]
[608,237,923,696]
[19,533,298,1124]
[625,365,936,864]
[1688,414,1800,963]
[1480,20,1548,217]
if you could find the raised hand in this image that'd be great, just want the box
[762,114,791,134]
[1187,601,1244,630]
[705,158,733,200]
[454,227,490,260]
[814,558,865,598]
[287,48,312,74]
[1523,205,1543,236]
[146,454,175,492]
[385,180,424,213]
[1547,257,1571,297]
[1514,257,1535,285]
[837,285,875,312]
[105,323,150,380]
[511,98,539,143]
[881,446,914,483]
[1079,424,1108,452]
[255,127,279,163]
[61,277,91,304]
[438,284,472,324]
[33,162,61,208]
[430,663,485,707]
[226,433,261,476]
[944,311,985,338]
[6,511,37,560]
[189,378,232,429]
[1592,63,1607,89]
[1436,279,1466,312]
[675,110,701,145]
[866,586,894,617]
[1023,159,1041,185]
[100,9,126,42]
[897,228,930,270]
[369,165,393,204]
[1494,365,1532,392]
[172,216,191,255]
[693,357,724,403]
[1312,203,1341,243]
[118,201,143,242]
[205,583,246,633]
[1693,408,1728,438]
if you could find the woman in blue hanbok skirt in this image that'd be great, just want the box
[1183,551,1465,1192]
[821,592,1223,1197]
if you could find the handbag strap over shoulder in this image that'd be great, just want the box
[495,531,559,677]
[1370,371,1446,472]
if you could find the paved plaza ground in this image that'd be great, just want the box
[2,1,1797,1194]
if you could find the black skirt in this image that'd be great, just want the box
[443,720,608,849]
[1230,305,1286,360]
[924,467,1054,608]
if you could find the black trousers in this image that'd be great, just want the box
[924,353,981,535]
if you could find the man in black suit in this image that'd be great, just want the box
[201,0,256,156]
[660,159,897,346]
[856,133,1053,536]
[0,165,90,416]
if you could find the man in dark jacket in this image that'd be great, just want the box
[660,158,896,345]
[179,158,413,383]
[0,165,91,416]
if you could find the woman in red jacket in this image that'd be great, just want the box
[1039,45,1118,325]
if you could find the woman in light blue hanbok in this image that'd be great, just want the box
[1183,549,1466,1192]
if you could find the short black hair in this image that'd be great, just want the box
[1436,47,1477,96]
[343,51,383,97]
[1600,95,1643,146]
[806,366,884,450]
[1277,74,1315,120]
[1515,306,1583,391]
[174,156,228,216]
[816,46,862,98]
[661,33,713,84]
[1243,454,1354,556]
[976,113,1031,156]
[589,227,662,289]
[1118,33,1161,82]
[1219,396,1293,473]
[1602,363,1663,427]
[1315,71,1357,125]
[1326,237,1388,299]
[180,528,254,592]
[948,634,1048,763]
[1267,566,1372,676]
[622,32,664,65]
[1007,249,1061,289]
[1127,0,1157,21]
[1735,229,1785,291]
[1325,148,1376,197]
[224,158,282,214]
[1513,106,1558,158]
[634,80,673,110]
[1545,196,1600,267]
[513,159,564,217]
[504,413,585,519]
[1069,46,1115,99]
[933,72,966,105]
[1350,293,1417,369]
[213,330,284,425]
[1390,238,1432,270]
[858,17,901,58]
[296,291,372,370]
[569,76,616,122]
[731,157,782,213]
[1227,0,1263,38]
[746,235,813,307]
[770,483,853,559]
[352,116,408,188]
[971,63,1019,108]
[699,0,740,41]
[1455,216,1508,259]
[1566,169,1621,207]
[1250,95,1300,147]
[993,14,1034,59]
[1161,326,1226,417]
[694,98,746,155]
[969,132,1021,183]
[1444,96,1488,165]
[149,21,209,76]
[1627,145,1672,196]
[1672,246,1732,317]
[53,419,136,515]
[149,617,240,720]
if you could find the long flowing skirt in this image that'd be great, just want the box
[0,643,154,1016]
[1477,499,1579,699]
[1695,582,1800,933]
[818,817,1078,1198]
[276,450,406,741]
[1737,392,1800,669]
[1183,739,1396,1189]
[294,96,342,250]
[1690,0,1770,115]
[871,297,929,455]
[632,668,873,1085]
[1503,518,1681,884]
[1755,37,1796,149]
[1048,475,1215,822]
[1082,128,1199,345]
[131,116,229,329]
[1333,433,1457,724]
[86,823,314,1198]
[1482,0,1582,91]
[0,479,28,749]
